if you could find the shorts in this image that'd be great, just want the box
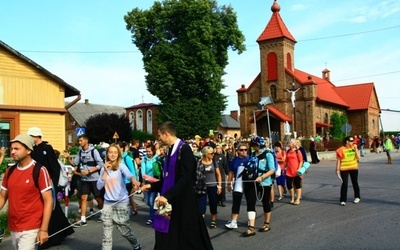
[80,181,103,198]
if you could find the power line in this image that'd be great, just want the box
[18,25,400,53]
[381,109,400,113]
[334,70,400,82]
[298,25,400,42]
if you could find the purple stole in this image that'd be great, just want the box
[153,140,184,233]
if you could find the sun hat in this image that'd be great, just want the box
[27,127,43,137]
[10,134,34,151]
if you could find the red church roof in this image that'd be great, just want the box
[257,1,296,43]
[335,83,377,111]
[286,68,349,108]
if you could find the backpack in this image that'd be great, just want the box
[194,159,207,194]
[7,162,56,210]
[152,157,164,179]
[58,160,69,187]
[239,151,268,181]
[267,149,280,180]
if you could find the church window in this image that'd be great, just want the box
[286,53,292,70]
[267,53,278,81]
[270,85,277,100]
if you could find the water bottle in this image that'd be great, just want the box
[80,163,88,181]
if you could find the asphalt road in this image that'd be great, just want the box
[2,151,399,250]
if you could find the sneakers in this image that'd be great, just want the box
[225,220,238,229]
[340,201,346,206]
[354,198,361,204]
[73,221,87,228]
[90,209,94,215]
[210,221,217,229]
[133,244,141,250]
[277,196,284,201]
[146,219,152,225]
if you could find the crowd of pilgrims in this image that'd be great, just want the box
[123,134,307,236]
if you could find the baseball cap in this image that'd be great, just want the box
[27,127,43,137]
[10,134,34,151]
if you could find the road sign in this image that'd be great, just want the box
[76,127,85,136]
[113,132,119,139]
[341,123,352,135]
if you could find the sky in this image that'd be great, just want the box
[1,0,400,131]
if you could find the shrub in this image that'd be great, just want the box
[0,210,8,236]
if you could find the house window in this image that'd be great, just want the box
[0,122,10,149]
[372,119,375,130]
[146,110,152,134]
[270,85,277,100]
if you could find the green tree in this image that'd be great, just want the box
[84,113,131,144]
[330,111,349,139]
[125,0,245,138]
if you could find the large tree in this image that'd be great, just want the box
[125,0,245,138]
[84,113,131,144]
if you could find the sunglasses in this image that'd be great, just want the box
[238,148,248,152]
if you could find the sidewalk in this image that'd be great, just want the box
[310,148,390,161]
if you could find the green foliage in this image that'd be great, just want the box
[84,113,132,144]
[0,210,8,235]
[0,159,12,175]
[329,112,348,139]
[125,0,245,138]
[68,146,80,155]
[131,129,155,142]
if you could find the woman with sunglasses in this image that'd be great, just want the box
[336,136,361,206]
[194,146,222,229]
[225,143,249,230]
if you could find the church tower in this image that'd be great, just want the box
[256,0,297,104]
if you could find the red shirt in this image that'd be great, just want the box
[1,160,52,232]
[285,150,303,177]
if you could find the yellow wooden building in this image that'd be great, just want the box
[0,40,80,152]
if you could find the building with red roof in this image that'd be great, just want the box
[237,0,381,141]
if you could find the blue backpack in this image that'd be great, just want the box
[267,149,279,180]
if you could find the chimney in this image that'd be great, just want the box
[230,110,239,121]
[84,99,89,104]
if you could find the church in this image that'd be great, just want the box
[237,0,381,142]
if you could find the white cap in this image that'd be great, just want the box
[27,127,43,137]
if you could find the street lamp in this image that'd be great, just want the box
[253,96,274,148]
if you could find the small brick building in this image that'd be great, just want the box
[237,0,381,142]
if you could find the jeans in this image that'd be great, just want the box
[101,204,140,250]
[359,145,365,157]
[145,191,157,220]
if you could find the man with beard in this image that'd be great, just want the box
[27,127,74,248]
[0,134,53,249]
